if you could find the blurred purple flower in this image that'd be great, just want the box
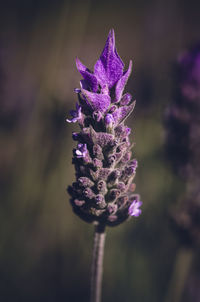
[165,43,200,248]
[178,45,200,101]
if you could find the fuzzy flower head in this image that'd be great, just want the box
[165,43,200,182]
[67,29,142,227]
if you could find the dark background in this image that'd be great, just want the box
[0,0,200,301]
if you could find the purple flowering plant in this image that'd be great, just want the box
[67,29,142,226]
[164,44,200,302]
[67,29,142,302]
[165,44,200,248]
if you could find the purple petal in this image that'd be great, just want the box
[94,29,124,88]
[93,60,107,88]
[76,57,98,92]
[112,101,136,124]
[137,201,143,208]
[128,199,142,217]
[115,60,132,102]
[133,209,142,217]
[76,57,87,71]
[66,103,82,123]
[74,88,81,93]
[66,117,76,123]
[76,103,80,113]
[72,132,79,140]
[76,150,83,156]
[75,143,88,158]
[69,109,77,118]
[81,89,111,113]
[80,79,89,90]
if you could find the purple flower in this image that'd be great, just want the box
[128,198,142,217]
[71,30,134,113]
[75,143,88,158]
[165,43,200,180]
[66,103,82,123]
[67,29,141,226]
[75,29,125,94]
[165,43,200,248]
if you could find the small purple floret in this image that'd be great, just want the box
[126,127,131,135]
[66,103,82,123]
[72,132,79,140]
[128,199,142,217]
[74,88,81,93]
[75,143,88,158]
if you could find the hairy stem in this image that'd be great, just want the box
[90,223,106,302]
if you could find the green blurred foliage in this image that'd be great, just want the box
[0,0,200,301]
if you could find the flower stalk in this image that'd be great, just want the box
[67,29,142,301]
[90,223,106,302]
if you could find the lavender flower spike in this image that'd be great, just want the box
[67,29,142,227]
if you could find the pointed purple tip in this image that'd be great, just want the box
[94,29,124,89]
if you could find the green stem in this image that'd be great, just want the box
[90,223,106,302]
[165,247,194,302]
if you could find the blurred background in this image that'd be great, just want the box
[0,0,200,301]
